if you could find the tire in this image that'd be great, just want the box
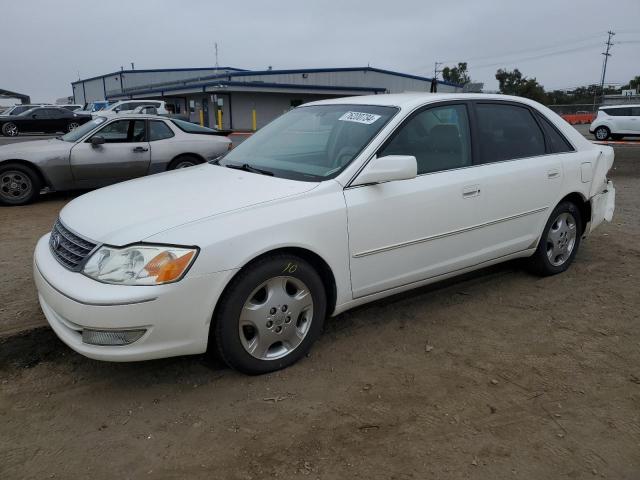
[168,155,201,170]
[2,122,19,137]
[526,201,582,276]
[593,126,610,141]
[0,162,42,206]
[212,254,327,375]
[67,122,80,132]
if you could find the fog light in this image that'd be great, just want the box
[82,328,146,346]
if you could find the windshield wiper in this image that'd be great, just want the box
[225,163,274,176]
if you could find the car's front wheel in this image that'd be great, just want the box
[0,162,42,206]
[2,122,19,137]
[212,254,327,374]
[594,126,610,141]
[526,201,582,276]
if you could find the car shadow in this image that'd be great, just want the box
[0,259,527,384]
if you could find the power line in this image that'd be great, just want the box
[469,42,604,69]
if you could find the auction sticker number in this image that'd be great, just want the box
[338,111,381,125]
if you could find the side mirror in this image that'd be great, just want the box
[351,155,417,186]
[90,136,105,146]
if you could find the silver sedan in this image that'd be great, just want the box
[0,114,232,205]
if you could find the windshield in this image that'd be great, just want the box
[60,116,107,142]
[218,104,397,181]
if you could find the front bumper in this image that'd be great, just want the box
[33,234,237,361]
[588,180,615,234]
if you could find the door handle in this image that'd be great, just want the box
[462,184,481,198]
[133,146,148,152]
[547,168,560,179]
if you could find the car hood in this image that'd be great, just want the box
[0,138,71,160]
[59,164,319,245]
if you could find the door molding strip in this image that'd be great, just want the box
[352,206,548,258]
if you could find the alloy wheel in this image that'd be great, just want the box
[546,212,577,266]
[595,127,609,140]
[238,276,314,360]
[68,122,80,132]
[4,123,18,137]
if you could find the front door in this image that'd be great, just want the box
[70,119,151,187]
[345,103,485,298]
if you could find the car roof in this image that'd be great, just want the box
[305,92,545,110]
[96,113,172,120]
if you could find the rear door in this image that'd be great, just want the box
[467,101,566,258]
[69,119,151,186]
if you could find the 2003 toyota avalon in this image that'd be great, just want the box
[33,93,615,374]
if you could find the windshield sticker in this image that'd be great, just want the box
[339,111,381,125]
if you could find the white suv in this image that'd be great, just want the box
[590,104,640,140]
[96,100,169,117]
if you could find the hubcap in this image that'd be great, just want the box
[0,171,33,202]
[596,128,608,140]
[68,122,79,132]
[546,212,577,266]
[5,123,18,136]
[239,276,313,360]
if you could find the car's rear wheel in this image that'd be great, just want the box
[526,201,582,276]
[212,254,327,374]
[594,126,610,141]
[67,122,80,132]
[168,155,201,170]
[0,163,42,206]
[2,122,19,137]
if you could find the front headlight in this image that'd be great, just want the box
[83,244,198,285]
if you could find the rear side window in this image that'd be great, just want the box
[475,103,546,163]
[603,108,632,116]
[171,119,217,134]
[380,104,472,174]
[149,121,174,141]
[535,112,574,153]
[632,107,640,116]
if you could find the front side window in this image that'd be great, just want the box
[218,104,397,181]
[149,121,174,141]
[379,104,471,174]
[475,103,546,163]
[91,120,146,143]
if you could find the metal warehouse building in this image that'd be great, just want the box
[72,66,462,130]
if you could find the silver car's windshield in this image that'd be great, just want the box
[60,117,107,142]
[218,104,397,181]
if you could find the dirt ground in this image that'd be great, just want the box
[1,144,639,479]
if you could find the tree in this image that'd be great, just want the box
[495,68,546,103]
[621,75,640,91]
[442,62,471,85]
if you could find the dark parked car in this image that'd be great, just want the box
[0,107,92,137]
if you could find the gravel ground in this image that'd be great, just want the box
[0,138,639,479]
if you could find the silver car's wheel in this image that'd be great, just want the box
[546,212,577,267]
[0,170,34,203]
[174,160,196,169]
[239,276,314,360]
[594,126,610,141]
[2,122,18,137]
[67,122,80,132]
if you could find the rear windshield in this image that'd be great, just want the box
[170,119,217,134]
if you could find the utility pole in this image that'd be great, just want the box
[131,62,135,70]
[431,62,443,93]
[594,30,615,108]
[214,42,219,70]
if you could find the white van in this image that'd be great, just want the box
[95,100,169,117]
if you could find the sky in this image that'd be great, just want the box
[1,0,639,103]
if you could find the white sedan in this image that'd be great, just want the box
[33,93,615,374]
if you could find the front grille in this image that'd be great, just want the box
[49,220,97,271]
